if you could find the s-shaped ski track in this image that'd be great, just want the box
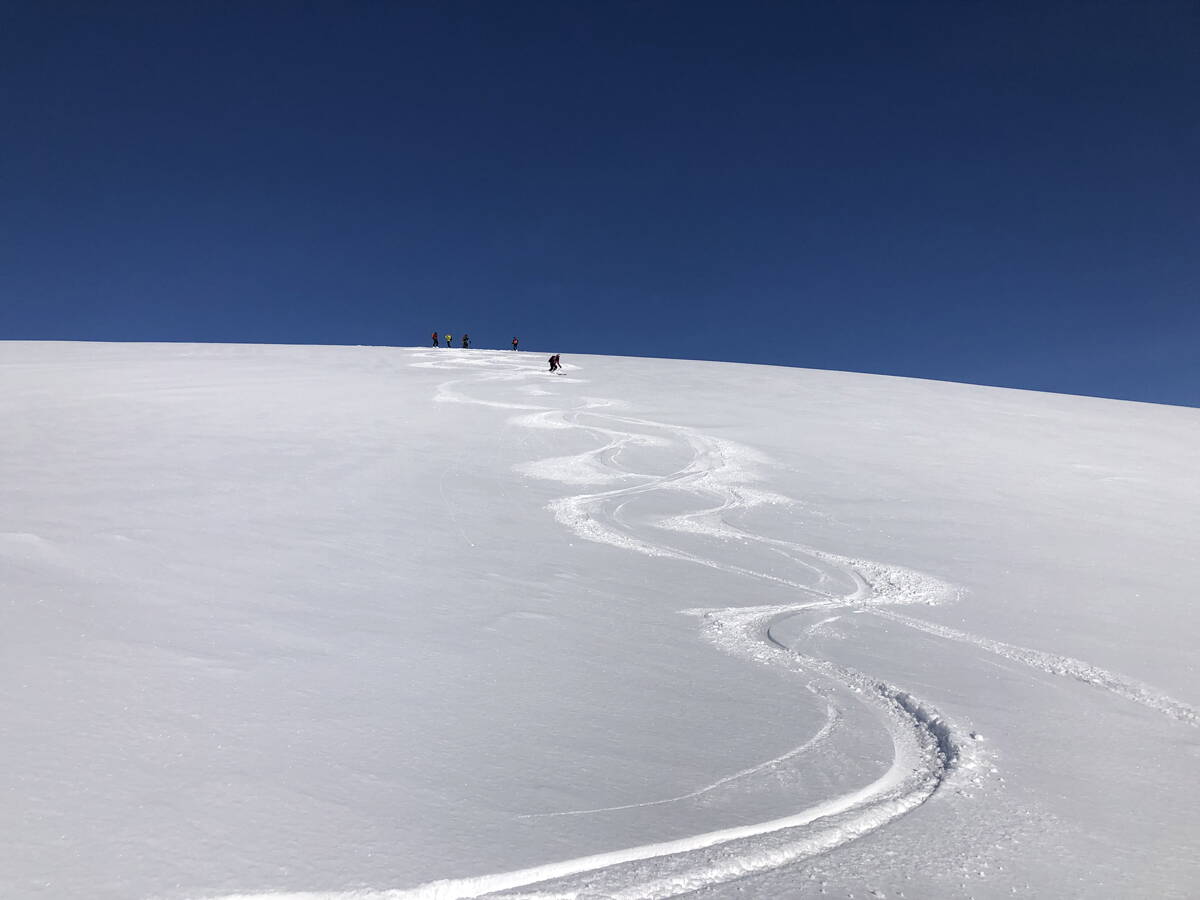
[196,350,1195,900]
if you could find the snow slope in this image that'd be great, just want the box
[2,341,1197,899]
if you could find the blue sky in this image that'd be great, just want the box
[2,1,1196,406]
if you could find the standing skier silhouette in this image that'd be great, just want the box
[511,337,519,351]
[431,332,439,347]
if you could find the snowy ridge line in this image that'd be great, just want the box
[872,608,1200,726]
[517,695,841,819]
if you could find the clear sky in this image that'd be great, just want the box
[2,1,1196,406]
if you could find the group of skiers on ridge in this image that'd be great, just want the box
[429,332,562,372]
[431,332,470,349]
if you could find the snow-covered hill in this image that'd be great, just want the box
[3,341,1197,899]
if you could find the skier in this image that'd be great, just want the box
[445,333,453,348]
[512,336,519,351]
[462,334,470,349]
[431,332,439,347]
[548,354,561,373]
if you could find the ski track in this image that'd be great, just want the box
[517,694,842,820]
[196,349,1193,900]
[871,608,1199,726]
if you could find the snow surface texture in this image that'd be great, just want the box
[3,343,1197,899]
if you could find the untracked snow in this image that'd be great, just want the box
[2,341,1197,899]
